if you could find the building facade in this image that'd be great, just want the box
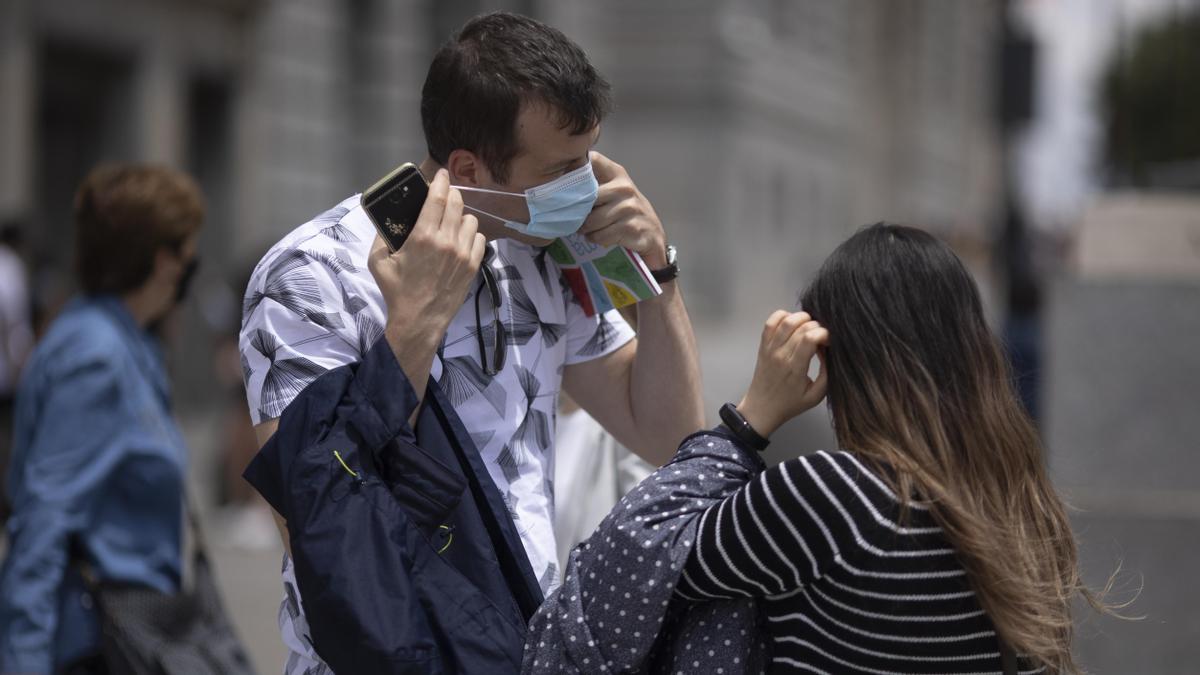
[0,0,1002,322]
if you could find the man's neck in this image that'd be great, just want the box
[417,157,441,183]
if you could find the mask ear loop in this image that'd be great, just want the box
[455,185,524,198]
[461,203,520,226]
[455,185,530,226]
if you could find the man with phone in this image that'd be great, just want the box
[239,11,703,672]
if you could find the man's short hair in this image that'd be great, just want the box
[73,164,205,296]
[421,11,612,184]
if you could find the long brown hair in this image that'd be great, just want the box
[799,224,1101,673]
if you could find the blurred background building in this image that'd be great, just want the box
[0,0,1196,672]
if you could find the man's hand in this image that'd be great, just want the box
[737,311,830,438]
[579,151,669,268]
[368,168,486,406]
[368,169,487,351]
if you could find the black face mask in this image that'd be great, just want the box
[148,256,200,338]
[175,256,200,304]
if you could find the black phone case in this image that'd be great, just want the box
[363,167,428,252]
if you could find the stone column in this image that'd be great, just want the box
[0,0,35,217]
[347,0,431,188]
[134,40,185,167]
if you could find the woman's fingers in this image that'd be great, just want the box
[758,312,827,391]
[782,317,820,355]
[770,312,811,351]
[762,310,790,349]
[780,322,829,391]
[805,326,830,347]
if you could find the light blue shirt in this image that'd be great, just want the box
[0,296,186,673]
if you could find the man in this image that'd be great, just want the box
[240,12,704,672]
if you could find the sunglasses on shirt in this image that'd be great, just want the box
[473,246,508,376]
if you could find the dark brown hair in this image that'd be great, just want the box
[421,11,611,183]
[74,164,204,295]
[800,223,1110,673]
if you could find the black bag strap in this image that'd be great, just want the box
[182,492,211,566]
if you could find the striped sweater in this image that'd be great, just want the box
[675,449,1044,674]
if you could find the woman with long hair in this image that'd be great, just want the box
[525,223,1106,674]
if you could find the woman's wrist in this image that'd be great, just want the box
[734,396,779,439]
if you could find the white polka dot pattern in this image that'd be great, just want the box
[522,430,769,673]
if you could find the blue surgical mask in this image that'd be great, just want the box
[457,162,599,239]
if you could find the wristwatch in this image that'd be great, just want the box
[719,402,770,452]
[649,244,679,284]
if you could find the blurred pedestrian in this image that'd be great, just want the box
[0,165,203,674]
[0,218,34,523]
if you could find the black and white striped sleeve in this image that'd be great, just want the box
[676,451,882,600]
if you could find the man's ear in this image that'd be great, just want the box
[446,149,490,187]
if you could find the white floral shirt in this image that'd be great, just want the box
[239,195,634,673]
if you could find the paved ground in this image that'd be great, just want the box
[207,531,287,675]
[181,412,286,675]
[1045,280,1200,674]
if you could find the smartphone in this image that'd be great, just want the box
[361,163,429,252]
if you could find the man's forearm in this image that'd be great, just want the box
[630,281,705,464]
[384,320,442,428]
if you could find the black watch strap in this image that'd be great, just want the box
[719,402,770,452]
[650,244,679,284]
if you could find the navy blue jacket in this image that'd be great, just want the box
[244,338,544,674]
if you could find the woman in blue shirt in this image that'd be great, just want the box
[0,165,204,675]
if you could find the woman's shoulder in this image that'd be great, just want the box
[28,300,128,381]
[777,449,881,484]
[772,450,926,515]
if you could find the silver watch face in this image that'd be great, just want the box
[665,245,677,266]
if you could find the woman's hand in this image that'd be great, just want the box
[736,310,830,438]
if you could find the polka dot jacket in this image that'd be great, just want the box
[523,429,769,674]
